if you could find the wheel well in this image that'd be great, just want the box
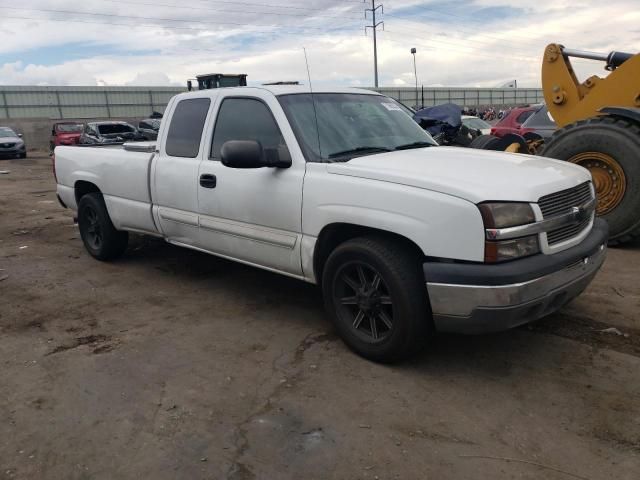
[74,180,101,205]
[313,223,425,282]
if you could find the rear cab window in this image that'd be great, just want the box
[165,97,211,158]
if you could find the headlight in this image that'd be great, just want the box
[478,202,539,262]
[478,202,535,228]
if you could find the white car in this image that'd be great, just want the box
[54,86,607,362]
[462,115,492,135]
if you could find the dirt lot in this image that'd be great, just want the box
[1,154,639,480]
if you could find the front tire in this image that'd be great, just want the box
[78,193,128,261]
[322,236,431,363]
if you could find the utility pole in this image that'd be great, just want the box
[365,1,383,87]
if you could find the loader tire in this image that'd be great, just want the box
[542,116,640,246]
[469,134,502,150]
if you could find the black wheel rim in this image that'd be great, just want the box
[83,206,102,250]
[333,261,394,344]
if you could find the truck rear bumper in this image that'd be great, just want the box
[424,219,608,334]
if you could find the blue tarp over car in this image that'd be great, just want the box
[412,103,462,138]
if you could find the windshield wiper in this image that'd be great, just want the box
[394,141,435,151]
[327,146,392,160]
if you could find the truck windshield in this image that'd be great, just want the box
[0,129,16,138]
[278,93,437,162]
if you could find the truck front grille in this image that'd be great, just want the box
[538,182,593,246]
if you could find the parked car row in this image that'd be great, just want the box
[410,103,557,148]
[49,117,162,153]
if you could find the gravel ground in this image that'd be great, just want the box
[1,154,639,480]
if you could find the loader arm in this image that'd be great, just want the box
[542,43,640,128]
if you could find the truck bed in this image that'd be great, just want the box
[55,142,159,234]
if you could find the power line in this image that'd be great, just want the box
[98,0,363,20]
[142,0,353,12]
[0,14,362,37]
[0,6,362,32]
[386,4,540,41]
[383,12,539,51]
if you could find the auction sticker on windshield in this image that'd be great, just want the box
[381,102,403,111]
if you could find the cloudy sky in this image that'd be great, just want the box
[0,0,638,88]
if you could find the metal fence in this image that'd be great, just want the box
[0,85,544,119]
[0,86,185,120]
[372,87,545,109]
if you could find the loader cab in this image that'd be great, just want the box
[187,73,248,91]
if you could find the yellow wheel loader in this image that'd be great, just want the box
[472,44,640,245]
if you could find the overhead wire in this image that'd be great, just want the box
[0,6,364,32]
[98,0,363,20]
[0,14,363,38]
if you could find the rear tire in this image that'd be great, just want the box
[321,236,431,363]
[542,116,640,245]
[78,193,128,261]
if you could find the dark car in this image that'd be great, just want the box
[79,121,145,145]
[0,127,27,159]
[137,118,161,141]
[50,122,84,153]
[413,103,479,146]
[490,106,537,138]
[519,105,557,140]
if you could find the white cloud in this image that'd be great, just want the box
[0,0,637,87]
[125,72,181,87]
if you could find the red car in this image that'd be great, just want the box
[490,106,536,138]
[50,122,84,153]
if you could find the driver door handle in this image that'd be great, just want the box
[199,174,217,189]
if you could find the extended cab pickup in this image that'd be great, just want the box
[55,86,607,362]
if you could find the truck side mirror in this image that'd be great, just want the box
[221,140,291,169]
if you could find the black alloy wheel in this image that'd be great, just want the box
[333,260,394,343]
[82,205,103,251]
[322,236,431,363]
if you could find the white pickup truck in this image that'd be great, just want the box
[54,86,608,362]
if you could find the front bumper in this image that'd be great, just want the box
[424,219,608,334]
[0,145,26,157]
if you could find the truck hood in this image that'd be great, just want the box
[326,146,591,203]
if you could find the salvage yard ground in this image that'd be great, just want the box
[1,154,639,479]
